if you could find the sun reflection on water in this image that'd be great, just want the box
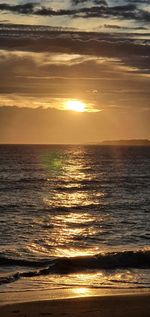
[37,147,107,258]
[72,287,92,296]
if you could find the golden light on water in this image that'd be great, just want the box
[72,287,91,296]
[66,100,86,112]
[39,148,107,258]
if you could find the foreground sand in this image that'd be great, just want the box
[0,293,150,317]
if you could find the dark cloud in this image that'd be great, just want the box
[94,0,107,4]
[71,0,90,4]
[126,0,150,3]
[0,3,35,14]
[103,24,148,30]
[78,4,150,23]
[71,0,107,5]
[0,25,149,73]
[0,2,150,22]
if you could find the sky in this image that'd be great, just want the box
[0,0,150,143]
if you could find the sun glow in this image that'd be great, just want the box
[66,100,85,112]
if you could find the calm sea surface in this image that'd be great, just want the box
[0,145,150,294]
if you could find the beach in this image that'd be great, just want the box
[0,293,150,317]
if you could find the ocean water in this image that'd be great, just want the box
[0,145,150,295]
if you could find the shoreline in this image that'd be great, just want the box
[0,287,150,305]
[0,292,150,317]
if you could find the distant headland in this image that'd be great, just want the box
[100,139,150,146]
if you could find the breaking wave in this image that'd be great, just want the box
[0,249,150,286]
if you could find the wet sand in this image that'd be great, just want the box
[0,293,150,317]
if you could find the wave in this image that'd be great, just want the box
[0,256,50,267]
[0,249,150,285]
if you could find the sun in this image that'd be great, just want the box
[66,100,85,112]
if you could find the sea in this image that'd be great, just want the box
[0,144,150,299]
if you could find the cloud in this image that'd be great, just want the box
[0,24,149,74]
[0,47,149,115]
[0,24,149,118]
[0,2,150,22]
[71,0,107,5]
[0,3,35,14]
[20,0,41,3]
[0,28,149,143]
[125,0,150,3]
[102,24,148,30]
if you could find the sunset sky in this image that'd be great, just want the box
[0,0,150,143]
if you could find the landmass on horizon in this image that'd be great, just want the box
[100,139,150,146]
